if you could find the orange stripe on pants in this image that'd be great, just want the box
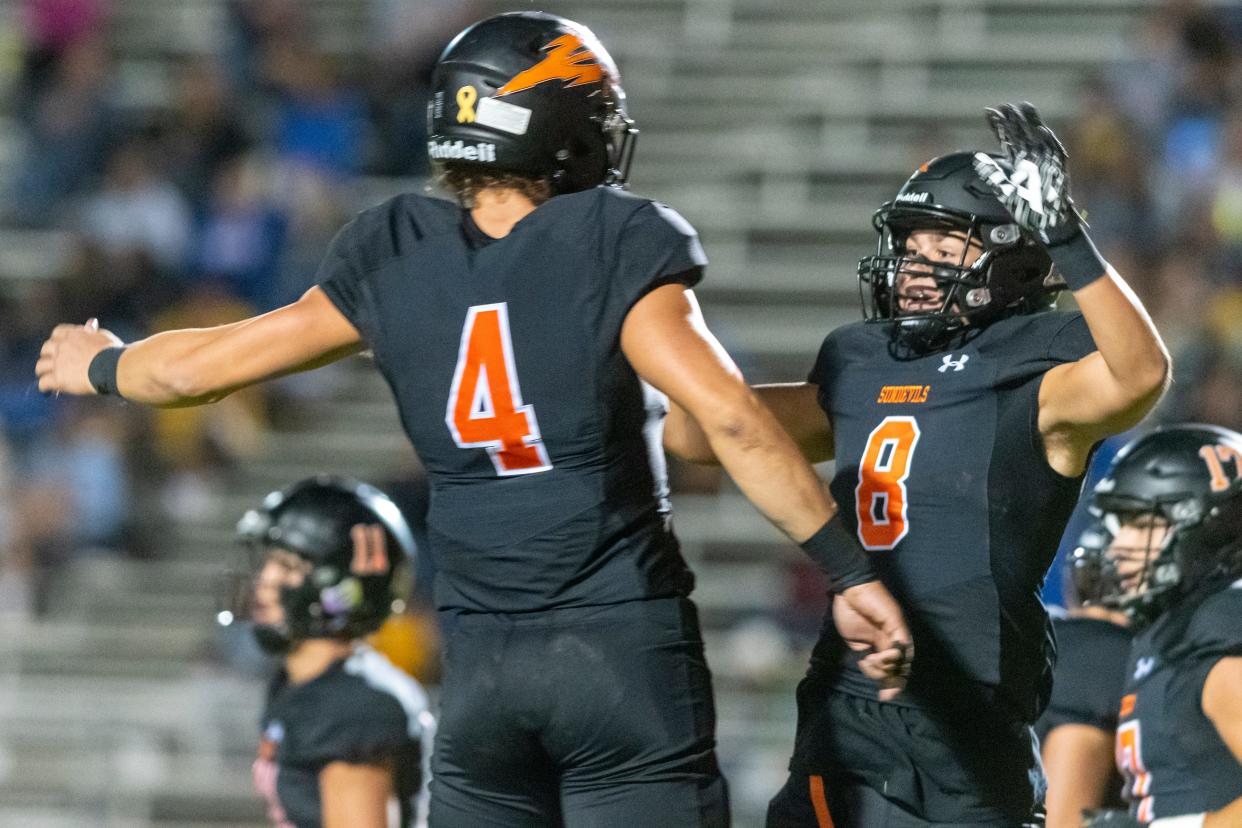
[808,774,836,828]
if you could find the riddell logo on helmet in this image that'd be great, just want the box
[428,140,498,162]
[896,191,931,204]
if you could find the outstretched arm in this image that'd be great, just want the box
[972,103,1169,476]
[664,383,833,465]
[623,284,911,694]
[36,287,363,407]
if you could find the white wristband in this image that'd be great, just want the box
[1150,815,1206,828]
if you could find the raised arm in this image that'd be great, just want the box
[972,103,1170,476]
[35,287,363,407]
[623,283,911,692]
[1036,270,1169,469]
[664,383,833,465]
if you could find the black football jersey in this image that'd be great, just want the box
[808,311,1096,720]
[1036,614,1133,741]
[318,187,705,613]
[254,646,434,828]
[1035,613,1132,809]
[1116,580,1242,820]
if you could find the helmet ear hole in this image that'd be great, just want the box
[989,224,1022,245]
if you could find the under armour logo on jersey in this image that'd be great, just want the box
[938,354,970,373]
[1134,656,1156,680]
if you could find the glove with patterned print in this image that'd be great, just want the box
[972,102,1107,290]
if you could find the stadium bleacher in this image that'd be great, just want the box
[0,1,1164,825]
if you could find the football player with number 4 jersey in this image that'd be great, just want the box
[1074,425,1242,828]
[34,11,913,827]
[665,103,1170,825]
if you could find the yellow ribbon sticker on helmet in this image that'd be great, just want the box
[456,85,478,124]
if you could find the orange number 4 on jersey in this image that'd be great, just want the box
[446,303,553,476]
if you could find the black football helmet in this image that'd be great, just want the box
[428,12,637,194]
[1076,425,1242,626]
[857,151,1060,351]
[1065,520,1114,607]
[220,475,417,653]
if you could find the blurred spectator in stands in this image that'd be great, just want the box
[1147,244,1217,352]
[223,0,307,98]
[1207,110,1242,280]
[7,31,115,225]
[1157,287,1242,432]
[187,154,288,311]
[0,425,32,625]
[162,58,252,208]
[364,0,481,175]
[1071,80,1162,263]
[14,0,109,123]
[0,288,62,446]
[262,38,366,178]
[29,399,129,552]
[79,135,192,274]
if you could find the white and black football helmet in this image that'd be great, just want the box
[220,476,417,653]
[858,152,1060,351]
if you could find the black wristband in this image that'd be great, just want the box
[799,516,876,592]
[87,346,126,397]
[1048,228,1108,291]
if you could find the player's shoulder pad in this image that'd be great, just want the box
[341,646,433,740]
[337,192,460,265]
[1176,580,1242,661]
[592,187,701,238]
[806,320,875,385]
[978,310,1096,376]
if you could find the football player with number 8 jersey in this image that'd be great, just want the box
[665,103,1170,826]
[33,11,914,827]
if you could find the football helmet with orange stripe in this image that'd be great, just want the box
[429,12,636,194]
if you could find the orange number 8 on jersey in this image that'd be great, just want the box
[855,416,921,551]
[446,303,553,476]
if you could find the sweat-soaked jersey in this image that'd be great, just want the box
[807,311,1096,721]
[1116,580,1242,820]
[317,187,705,613]
[254,647,434,828]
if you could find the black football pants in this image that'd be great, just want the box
[428,597,729,827]
[766,683,1043,827]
